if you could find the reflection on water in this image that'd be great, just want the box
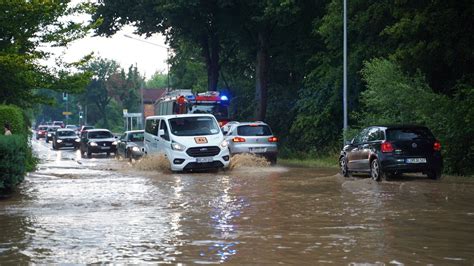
[1,139,474,264]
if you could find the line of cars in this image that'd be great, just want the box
[35,115,280,172]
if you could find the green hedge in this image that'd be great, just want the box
[0,135,27,194]
[0,105,26,135]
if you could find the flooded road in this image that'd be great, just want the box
[1,139,474,264]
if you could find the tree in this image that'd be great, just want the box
[81,58,120,128]
[146,71,168,89]
[93,0,235,91]
[0,1,93,108]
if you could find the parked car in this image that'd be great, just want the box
[339,125,443,181]
[52,129,80,150]
[36,125,49,140]
[53,120,65,128]
[221,121,278,164]
[80,129,117,157]
[144,114,230,172]
[116,130,145,161]
[45,126,61,143]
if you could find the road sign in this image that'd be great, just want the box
[62,111,72,115]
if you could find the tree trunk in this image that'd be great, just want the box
[201,34,220,91]
[255,30,269,121]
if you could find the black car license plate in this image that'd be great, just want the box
[406,158,427,163]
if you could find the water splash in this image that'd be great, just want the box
[133,154,171,172]
[229,154,270,169]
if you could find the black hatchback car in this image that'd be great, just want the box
[52,129,80,150]
[340,125,443,181]
[80,129,117,157]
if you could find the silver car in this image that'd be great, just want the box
[222,121,278,164]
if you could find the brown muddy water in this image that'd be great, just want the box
[0,139,473,264]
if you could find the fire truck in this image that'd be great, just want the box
[154,90,231,126]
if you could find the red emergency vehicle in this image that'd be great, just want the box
[154,90,231,126]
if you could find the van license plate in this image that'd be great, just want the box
[196,157,213,163]
[406,158,426,163]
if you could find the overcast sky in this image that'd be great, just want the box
[42,25,169,80]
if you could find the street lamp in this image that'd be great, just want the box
[343,0,348,144]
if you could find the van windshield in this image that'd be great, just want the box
[169,116,220,136]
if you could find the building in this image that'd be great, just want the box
[142,88,167,118]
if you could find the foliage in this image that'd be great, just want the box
[146,71,169,89]
[358,58,474,175]
[78,58,143,130]
[0,1,93,108]
[0,135,27,194]
[0,105,26,135]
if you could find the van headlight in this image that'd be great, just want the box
[112,141,118,145]
[57,139,63,143]
[75,138,80,142]
[171,141,186,151]
[220,140,229,148]
[90,142,98,147]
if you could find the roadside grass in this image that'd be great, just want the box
[279,153,339,169]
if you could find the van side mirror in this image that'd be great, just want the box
[158,129,165,136]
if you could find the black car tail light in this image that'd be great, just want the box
[381,141,394,153]
[433,140,441,151]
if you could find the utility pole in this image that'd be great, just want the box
[343,0,348,144]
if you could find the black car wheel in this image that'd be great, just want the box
[370,159,386,182]
[340,156,349,177]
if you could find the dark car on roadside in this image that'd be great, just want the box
[52,128,80,150]
[45,126,61,143]
[80,129,117,157]
[36,125,48,140]
[116,130,145,161]
[339,125,443,181]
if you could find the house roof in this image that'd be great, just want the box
[142,88,167,104]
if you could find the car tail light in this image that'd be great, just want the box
[232,137,246,142]
[268,137,278,142]
[433,140,441,151]
[381,141,394,153]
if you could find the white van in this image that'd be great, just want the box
[144,114,230,171]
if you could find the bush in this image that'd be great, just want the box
[358,58,474,175]
[0,135,27,194]
[0,105,26,135]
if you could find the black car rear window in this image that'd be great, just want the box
[237,125,272,136]
[386,128,434,141]
[88,131,113,139]
[58,130,76,137]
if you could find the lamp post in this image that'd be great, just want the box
[343,0,348,144]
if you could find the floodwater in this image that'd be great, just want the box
[0,139,473,264]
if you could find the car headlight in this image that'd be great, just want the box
[171,141,186,151]
[48,133,52,137]
[90,142,98,147]
[112,141,118,145]
[220,139,229,148]
[57,139,63,143]
[75,138,80,142]
[132,146,140,152]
